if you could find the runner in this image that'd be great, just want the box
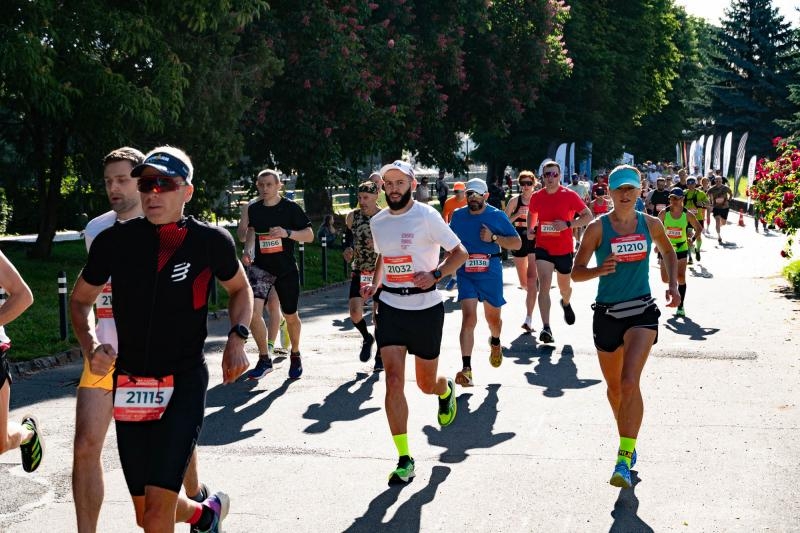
[700,176,713,234]
[590,194,611,217]
[526,161,593,343]
[441,181,467,290]
[70,146,252,532]
[505,171,536,291]
[342,180,383,371]
[73,147,207,533]
[242,169,314,379]
[572,164,680,489]
[645,177,669,217]
[658,188,703,317]
[0,251,41,474]
[683,177,708,263]
[450,178,521,385]
[706,174,733,244]
[360,160,468,485]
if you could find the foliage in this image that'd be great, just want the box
[751,137,800,257]
[0,188,11,234]
[783,259,800,294]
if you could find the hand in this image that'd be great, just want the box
[221,338,249,384]
[360,283,377,299]
[595,254,618,277]
[342,247,353,262]
[242,251,252,266]
[479,224,494,243]
[665,284,681,308]
[268,227,284,238]
[89,344,117,376]
[557,220,571,231]
[412,271,437,290]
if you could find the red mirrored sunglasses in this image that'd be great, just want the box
[137,176,184,193]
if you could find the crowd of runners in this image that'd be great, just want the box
[0,149,742,532]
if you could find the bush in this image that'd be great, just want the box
[0,187,11,233]
[783,259,800,295]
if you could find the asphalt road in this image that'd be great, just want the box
[1,217,798,532]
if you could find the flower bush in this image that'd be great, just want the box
[750,137,800,257]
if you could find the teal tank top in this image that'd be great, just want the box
[595,212,652,304]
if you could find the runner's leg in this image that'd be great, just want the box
[73,387,113,533]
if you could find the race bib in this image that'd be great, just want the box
[258,235,283,254]
[384,255,414,283]
[666,227,682,239]
[95,282,113,319]
[656,204,666,212]
[611,234,647,263]
[539,221,559,234]
[465,254,490,273]
[113,375,174,422]
[715,196,724,205]
[359,271,374,289]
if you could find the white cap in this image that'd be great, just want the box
[378,160,415,180]
[465,178,488,195]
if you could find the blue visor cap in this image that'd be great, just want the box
[131,152,192,184]
[608,166,641,190]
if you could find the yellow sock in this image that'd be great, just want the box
[438,382,451,399]
[618,436,636,466]
[393,434,409,457]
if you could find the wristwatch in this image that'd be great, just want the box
[491,234,498,242]
[565,220,572,228]
[228,324,250,340]
[286,229,293,239]
[432,269,443,280]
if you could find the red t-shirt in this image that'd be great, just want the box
[529,186,586,255]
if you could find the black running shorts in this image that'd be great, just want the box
[374,299,444,360]
[511,227,535,258]
[0,347,11,389]
[592,303,660,353]
[533,247,574,275]
[273,269,301,315]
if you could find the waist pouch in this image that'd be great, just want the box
[593,296,656,319]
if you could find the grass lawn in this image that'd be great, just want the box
[1,228,349,361]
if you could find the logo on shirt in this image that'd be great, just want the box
[171,262,191,282]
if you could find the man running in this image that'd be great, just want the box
[242,169,314,379]
[342,180,383,371]
[659,188,703,317]
[707,174,733,244]
[0,251,42,474]
[572,164,680,489]
[450,178,520,386]
[73,147,207,533]
[645,176,669,217]
[361,160,468,485]
[683,176,708,263]
[70,146,253,532]
[526,161,593,343]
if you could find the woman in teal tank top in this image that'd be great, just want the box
[572,165,680,490]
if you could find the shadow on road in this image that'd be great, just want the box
[302,372,380,433]
[525,344,601,398]
[199,376,296,445]
[688,264,713,278]
[609,470,653,533]
[663,316,719,341]
[422,384,515,463]
[504,332,543,366]
[344,465,451,533]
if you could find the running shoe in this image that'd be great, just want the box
[695,247,701,262]
[489,339,503,368]
[359,334,374,362]
[631,449,637,468]
[609,461,632,489]
[201,491,230,533]
[521,321,533,333]
[444,277,457,291]
[19,415,43,473]
[687,254,693,265]
[437,379,457,427]
[288,353,303,379]
[561,299,575,325]
[718,237,723,245]
[539,326,554,344]
[455,368,473,387]
[388,456,415,485]
[279,317,290,349]
[675,307,685,317]
[188,482,210,503]
[373,354,384,373]
[246,357,273,380]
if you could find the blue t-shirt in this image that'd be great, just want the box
[449,204,516,279]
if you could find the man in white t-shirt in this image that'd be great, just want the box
[361,160,468,485]
[73,147,206,533]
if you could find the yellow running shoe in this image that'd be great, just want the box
[455,368,473,387]
[489,338,503,368]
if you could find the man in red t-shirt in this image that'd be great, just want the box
[526,161,593,343]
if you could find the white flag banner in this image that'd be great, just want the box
[734,132,748,179]
[713,135,722,172]
[746,155,757,209]
[688,141,697,174]
[555,143,567,183]
[675,143,681,166]
[704,135,714,176]
[568,142,575,178]
[722,131,733,178]
[697,135,706,173]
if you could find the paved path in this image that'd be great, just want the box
[1,219,798,532]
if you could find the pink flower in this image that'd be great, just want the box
[389,104,397,113]
[772,136,783,147]
[303,79,312,89]
[774,216,785,229]
[388,39,395,48]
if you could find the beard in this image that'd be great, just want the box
[467,199,484,211]
[386,188,412,210]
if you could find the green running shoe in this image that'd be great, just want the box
[388,456,415,485]
[437,379,457,427]
[675,307,685,317]
[19,415,43,473]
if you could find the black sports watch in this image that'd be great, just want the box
[228,324,250,340]
[432,269,443,280]
[565,220,572,228]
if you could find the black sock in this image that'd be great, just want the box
[678,284,686,307]
[353,318,369,338]
[291,351,301,358]
[194,505,215,531]
[462,356,471,369]
[490,336,500,346]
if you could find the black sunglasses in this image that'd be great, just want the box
[543,171,559,178]
[137,176,184,193]
[520,181,534,186]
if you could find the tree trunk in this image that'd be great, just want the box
[29,131,67,259]
[302,186,333,218]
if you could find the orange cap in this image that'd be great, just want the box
[453,181,466,191]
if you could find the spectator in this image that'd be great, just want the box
[317,214,339,248]
[415,177,431,203]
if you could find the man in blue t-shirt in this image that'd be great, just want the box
[449,178,521,386]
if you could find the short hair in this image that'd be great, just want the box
[517,170,536,182]
[102,147,145,168]
[144,146,194,182]
[257,168,281,183]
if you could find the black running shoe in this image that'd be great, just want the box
[561,300,575,325]
[359,334,374,362]
[373,355,384,373]
[539,326,554,344]
[19,415,43,473]
[388,456,415,485]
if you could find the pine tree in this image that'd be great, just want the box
[707,0,799,156]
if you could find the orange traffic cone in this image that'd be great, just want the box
[738,209,745,227]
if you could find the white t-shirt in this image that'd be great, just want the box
[371,201,461,310]
[84,210,120,350]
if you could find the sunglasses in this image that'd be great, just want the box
[137,176,185,193]
[520,181,534,186]
[466,190,484,198]
[543,171,559,178]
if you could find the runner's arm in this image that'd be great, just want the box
[242,228,255,266]
[69,277,115,374]
[414,243,468,290]
[218,264,253,384]
[0,251,33,327]
[571,219,614,282]
[236,202,250,243]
